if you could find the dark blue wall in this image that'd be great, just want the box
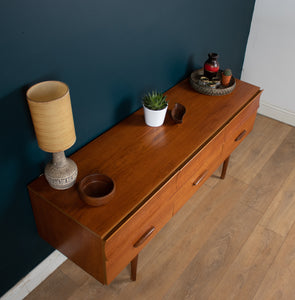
[0,0,255,295]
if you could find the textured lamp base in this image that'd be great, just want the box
[44,151,78,190]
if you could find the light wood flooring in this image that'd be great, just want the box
[25,114,295,300]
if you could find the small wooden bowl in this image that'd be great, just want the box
[171,103,186,123]
[78,173,115,206]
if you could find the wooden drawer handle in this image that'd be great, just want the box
[235,130,247,142]
[133,227,155,248]
[193,170,208,186]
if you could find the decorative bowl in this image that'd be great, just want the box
[190,69,236,96]
[78,173,115,206]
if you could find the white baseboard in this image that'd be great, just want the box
[258,101,295,127]
[1,251,66,300]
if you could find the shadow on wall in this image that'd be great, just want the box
[115,97,134,123]
[168,54,202,88]
[185,55,200,78]
[0,85,53,295]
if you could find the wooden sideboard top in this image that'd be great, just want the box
[28,78,261,239]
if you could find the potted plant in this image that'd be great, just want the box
[222,68,232,86]
[142,91,168,127]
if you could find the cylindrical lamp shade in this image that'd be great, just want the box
[26,81,76,153]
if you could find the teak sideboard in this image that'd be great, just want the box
[28,78,262,284]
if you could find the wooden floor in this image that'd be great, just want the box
[25,115,295,300]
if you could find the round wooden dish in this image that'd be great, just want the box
[190,69,236,96]
[78,173,115,206]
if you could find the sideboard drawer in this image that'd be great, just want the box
[173,131,224,214]
[177,131,224,189]
[223,93,260,158]
[104,175,176,283]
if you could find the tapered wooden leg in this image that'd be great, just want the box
[221,156,230,179]
[130,255,138,281]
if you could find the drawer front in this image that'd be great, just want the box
[177,131,224,190]
[222,93,260,159]
[104,174,177,284]
[173,132,224,214]
[172,156,222,214]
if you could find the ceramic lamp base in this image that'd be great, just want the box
[44,151,78,190]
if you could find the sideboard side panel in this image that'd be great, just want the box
[28,190,106,284]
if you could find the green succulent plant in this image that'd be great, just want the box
[142,91,168,111]
[223,68,232,76]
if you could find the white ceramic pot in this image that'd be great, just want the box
[143,105,168,127]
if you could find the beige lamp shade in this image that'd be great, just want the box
[26,81,76,153]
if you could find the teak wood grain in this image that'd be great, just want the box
[28,77,262,284]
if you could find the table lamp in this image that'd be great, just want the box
[26,80,78,190]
